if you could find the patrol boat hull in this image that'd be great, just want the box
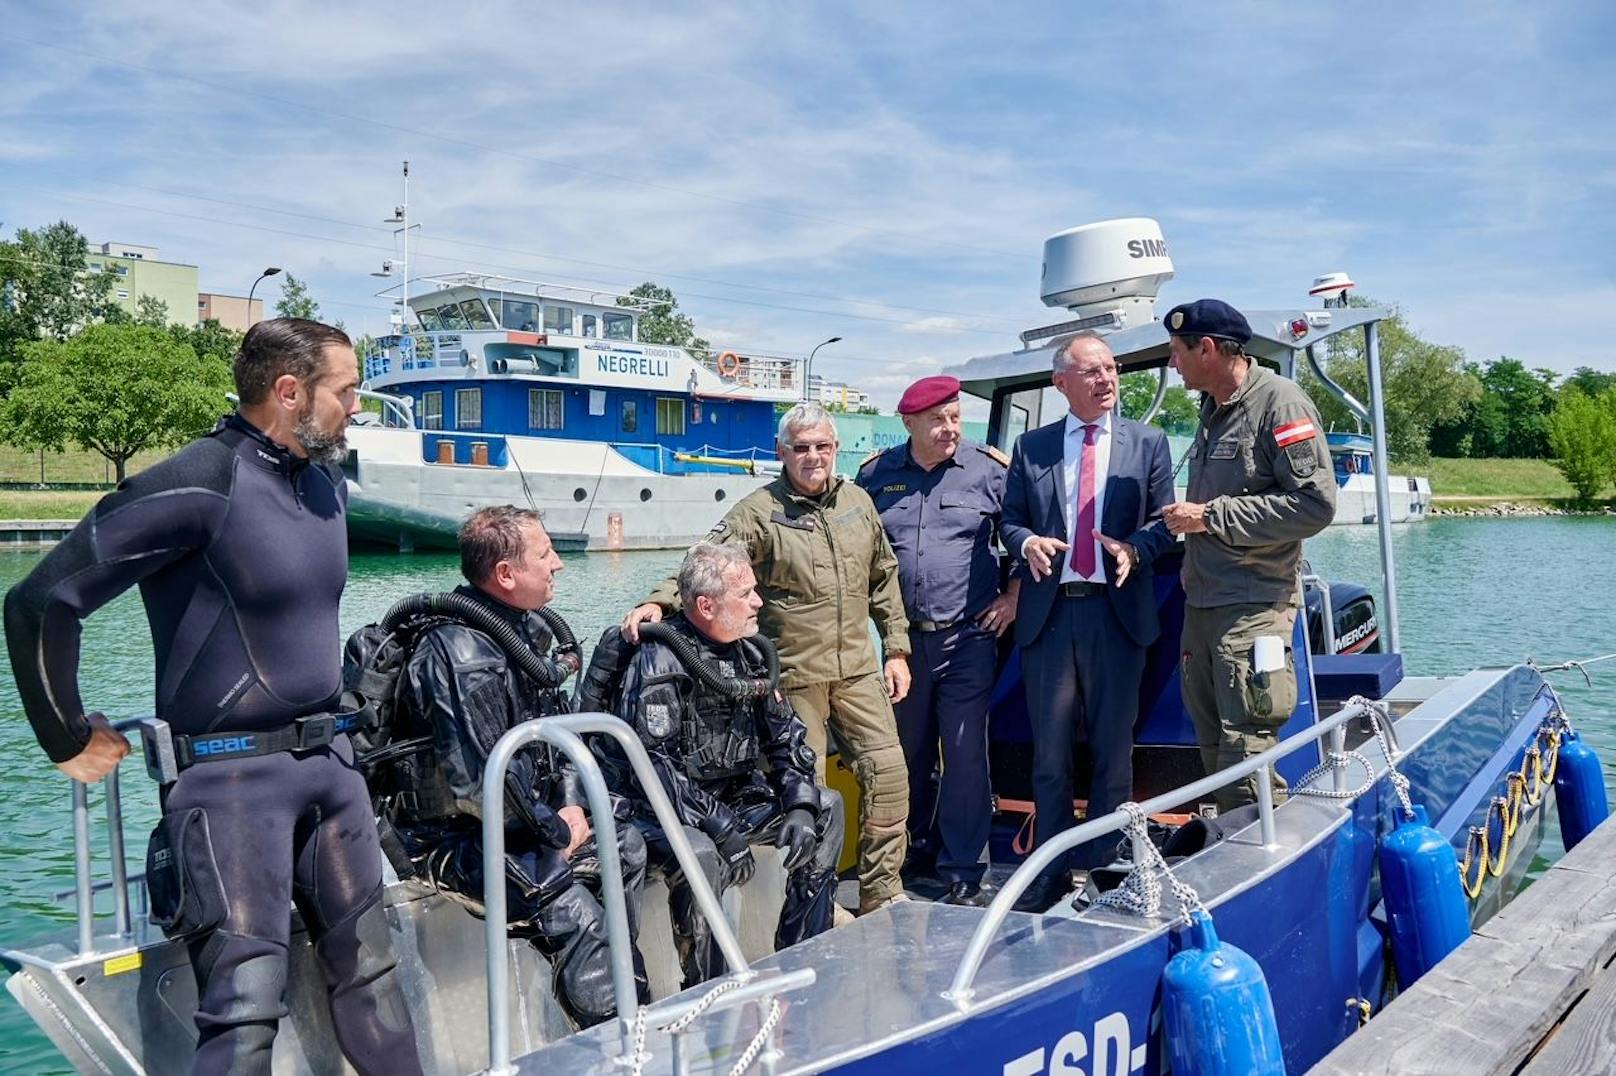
[0,666,1553,1074]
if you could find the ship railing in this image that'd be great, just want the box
[58,716,156,957]
[946,698,1382,1009]
[479,714,816,1075]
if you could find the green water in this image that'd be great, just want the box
[1,517,1613,1071]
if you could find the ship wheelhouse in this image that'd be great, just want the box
[359,275,799,476]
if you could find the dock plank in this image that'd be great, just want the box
[1522,954,1616,1073]
[1311,816,1616,1075]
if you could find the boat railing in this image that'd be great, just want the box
[60,716,157,956]
[479,714,816,1075]
[946,698,1381,1009]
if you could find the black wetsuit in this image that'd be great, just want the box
[4,414,421,1076]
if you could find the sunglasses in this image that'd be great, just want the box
[787,441,836,457]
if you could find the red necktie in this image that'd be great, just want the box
[1070,423,1099,576]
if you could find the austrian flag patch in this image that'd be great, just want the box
[1273,419,1317,448]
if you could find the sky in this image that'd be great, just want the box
[1,1,1612,411]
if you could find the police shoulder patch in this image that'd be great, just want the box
[643,702,675,740]
[977,443,1010,467]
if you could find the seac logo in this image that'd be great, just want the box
[1126,239,1168,259]
[1004,1011,1148,1075]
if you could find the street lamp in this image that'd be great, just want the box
[804,336,843,401]
[247,267,281,323]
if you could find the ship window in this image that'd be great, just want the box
[455,388,482,431]
[656,396,686,436]
[544,305,576,335]
[417,307,444,330]
[580,314,597,338]
[459,299,495,330]
[498,299,541,332]
[529,389,564,431]
[434,303,469,330]
[620,398,639,434]
[603,312,633,341]
[420,390,443,430]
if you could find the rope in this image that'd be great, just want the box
[626,975,782,1076]
[1456,713,1569,901]
[1294,696,1415,820]
[1091,803,1208,926]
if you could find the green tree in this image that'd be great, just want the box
[275,272,321,320]
[1303,298,1480,464]
[0,221,124,387]
[173,318,243,368]
[1120,371,1198,434]
[1545,389,1616,502]
[1563,366,1616,400]
[620,282,711,358]
[135,294,170,327]
[0,323,231,482]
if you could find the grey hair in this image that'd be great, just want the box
[776,401,838,444]
[678,541,752,609]
[1051,331,1112,372]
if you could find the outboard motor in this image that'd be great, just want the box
[1304,579,1381,655]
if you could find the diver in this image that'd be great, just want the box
[583,541,844,989]
[348,504,650,1028]
[3,319,422,1075]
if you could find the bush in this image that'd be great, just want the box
[1545,389,1616,502]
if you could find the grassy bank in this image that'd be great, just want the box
[1423,456,1609,500]
[0,491,98,519]
[0,446,163,486]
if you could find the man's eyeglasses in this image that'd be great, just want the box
[787,441,836,457]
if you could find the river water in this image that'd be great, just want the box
[0,516,1612,1071]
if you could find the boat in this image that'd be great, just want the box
[2,219,1601,1075]
[1325,431,1431,526]
[344,274,802,552]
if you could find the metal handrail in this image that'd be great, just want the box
[480,713,760,1074]
[946,699,1382,1007]
[67,716,152,954]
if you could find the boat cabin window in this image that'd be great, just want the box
[544,305,575,335]
[656,396,686,436]
[580,313,597,338]
[429,303,469,330]
[495,298,541,332]
[603,311,634,341]
[455,388,482,431]
[459,299,496,330]
[420,390,444,430]
[416,307,444,330]
[529,389,564,431]
[620,398,639,434]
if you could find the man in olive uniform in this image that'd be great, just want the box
[1164,299,1337,810]
[623,402,912,914]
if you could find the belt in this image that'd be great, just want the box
[912,617,967,633]
[1058,580,1107,598]
[170,708,374,773]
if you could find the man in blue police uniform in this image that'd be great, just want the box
[856,375,1017,907]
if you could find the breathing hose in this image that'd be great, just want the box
[381,592,579,689]
[637,622,780,699]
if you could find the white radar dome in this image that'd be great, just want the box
[1040,218,1175,324]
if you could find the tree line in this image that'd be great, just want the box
[0,220,330,481]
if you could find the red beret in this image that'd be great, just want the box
[897,375,961,415]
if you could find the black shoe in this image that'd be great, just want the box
[940,881,990,907]
[901,850,939,886]
[1011,877,1062,914]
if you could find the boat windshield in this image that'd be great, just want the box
[603,311,633,341]
[459,299,496,330]
[495,298,542,332]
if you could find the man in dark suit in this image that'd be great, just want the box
[999,331,1176,912]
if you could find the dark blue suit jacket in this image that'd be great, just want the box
[1000,415,1176,649]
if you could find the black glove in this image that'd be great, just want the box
[715,829,756,888]
[529,798,574,850]
[776,808,817,871]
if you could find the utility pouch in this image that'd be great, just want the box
[1244,647,1299,725]
[145,807,228,938]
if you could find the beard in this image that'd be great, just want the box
[294,405,349,466]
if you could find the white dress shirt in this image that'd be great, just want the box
[1019,411,1112,584]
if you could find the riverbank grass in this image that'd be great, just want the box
[0,492,98,520]
[1425,456,1603,499]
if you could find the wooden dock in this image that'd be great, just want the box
[1313,813,1616,1074]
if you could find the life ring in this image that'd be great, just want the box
[716,351,742,378]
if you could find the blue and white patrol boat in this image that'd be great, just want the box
[1325,432,1431,525]
[2,220,1605,1075]
[345,274,801,551]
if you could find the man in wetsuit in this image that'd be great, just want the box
[383,505,650,1027]
[3,318,422,1075]
[610,541,843,989]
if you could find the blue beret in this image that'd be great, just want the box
[897,375,961,415]
[1164,299,1252,345]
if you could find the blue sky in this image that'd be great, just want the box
[2,2,1612,410]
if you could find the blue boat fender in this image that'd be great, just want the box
[1380,805,1469,984]
[1555,728,1609,852]
[1161,910,1284,1076]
